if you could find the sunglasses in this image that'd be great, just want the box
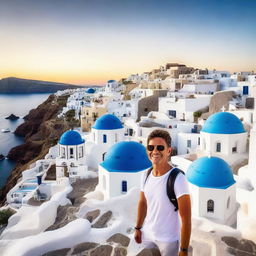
[147,145,165,151]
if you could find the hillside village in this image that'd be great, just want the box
[1,63,256,256]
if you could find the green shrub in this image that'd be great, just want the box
[193,111,202,118]
[0,208,15,225]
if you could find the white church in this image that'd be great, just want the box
[186,156,237,226]
[199,111,247,165]
[56,130,87,181]
[97,141,152,200]
[87,113,125,169]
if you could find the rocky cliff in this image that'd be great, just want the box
[0,94,71,205]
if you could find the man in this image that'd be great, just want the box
[134,129,191,256]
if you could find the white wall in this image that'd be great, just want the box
[171,156,192,173]
[159,95,211,122]
[189,183,236,225]
[248,128,256,169]
[92,128,124,146]
[178,133,200,155]
[98,166,145,200]
[228,110,254,125]
[200,132,247,164]
[180,83,218,94]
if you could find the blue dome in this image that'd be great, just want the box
[108,80,116,83]
[59,130,85,145]
[186,157,235,189]
[93,114,123,130]
[100,141,152,172]
[86,88,95,94]
[202,112,245,134]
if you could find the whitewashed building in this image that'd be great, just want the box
[86,114,125,169]
[186,156,237,226]
[159,93,211,122]
[56,130,87,181]
[200,112,247,164]
[105,80,123,93]
[97,141,151,200]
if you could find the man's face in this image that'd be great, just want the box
[147,137,171,165]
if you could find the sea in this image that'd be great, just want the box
[0,93,51,189]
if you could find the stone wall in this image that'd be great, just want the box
[137,90,167,121]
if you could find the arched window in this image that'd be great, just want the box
[70,148,74,158]
[232,141,238,153]
[79,146,83,158]
[103,134,107,143]
[216,142,221,152]
[207,199,214,212]
[61,147,66,158]
[102,152,107,161]
[122,181,127,193]
[227,197,230,209]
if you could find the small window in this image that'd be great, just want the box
[61,147,66,158]
[79,146,83,158]
[70,148,74,158]
[198,137,200,145]
[122,181,127,193]
[169,110,176,118]
[232,146,237,153]
[207,199,214,212]
[187,140,191,148]
[102,152,107,161]
[103,134,107,143]
[216,142,221,152]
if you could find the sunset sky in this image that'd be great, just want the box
[0,0,255,85]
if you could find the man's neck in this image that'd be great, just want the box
[152,163,172,176]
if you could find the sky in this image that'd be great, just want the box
[0,0,255,85]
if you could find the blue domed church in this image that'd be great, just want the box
[187,156,237,225]
[98,141,151,199]
[56,130,87,181]
[86,114,125,170]
[200,112,247,164]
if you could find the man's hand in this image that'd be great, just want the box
[134,229,142,243]
[179,251,188,256]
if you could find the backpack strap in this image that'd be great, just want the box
[166,168,185,211]
[144,167,153,186]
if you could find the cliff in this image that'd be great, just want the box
[0,77,83,93]
[0,94,72,205]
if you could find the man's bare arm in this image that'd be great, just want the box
[178,194,191,255]
[134,191,147,243]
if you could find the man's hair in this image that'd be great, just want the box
[147,129,172,147]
